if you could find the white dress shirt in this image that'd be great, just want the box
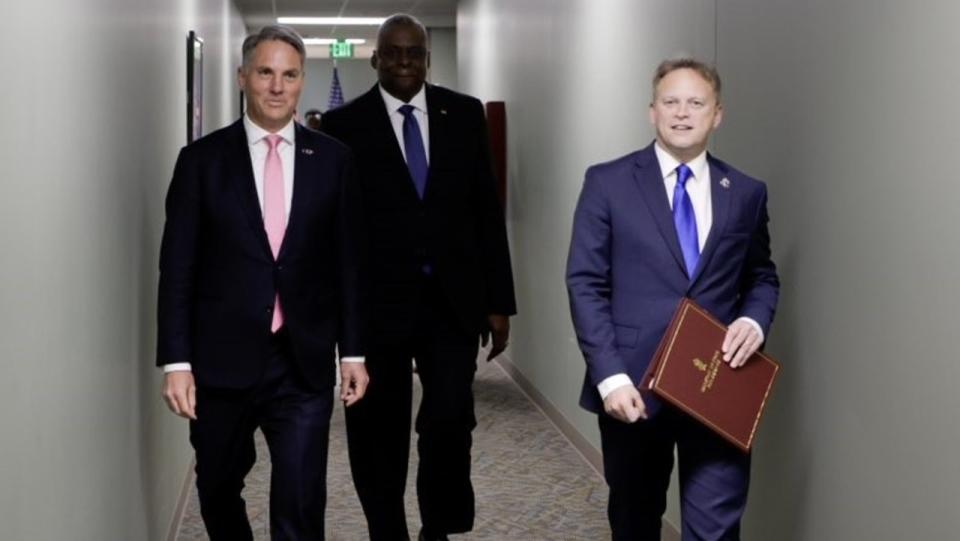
[379,84,430,165]
[165,115,362,373]
[595,143,763,399]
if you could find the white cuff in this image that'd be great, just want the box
[597,373,634,400]
[340,356,365,363]
[734,317,765,343]
[163,363,192,373]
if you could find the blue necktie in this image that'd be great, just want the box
[673,164,699,277]
[399,104,428,199]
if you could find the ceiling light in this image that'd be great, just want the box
[303,38,367,45]
[279,17,385,26]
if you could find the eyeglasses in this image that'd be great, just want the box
[377,46,428,62]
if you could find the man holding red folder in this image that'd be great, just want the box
[566,59,779,540]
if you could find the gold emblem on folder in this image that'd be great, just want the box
[693,351,722,393]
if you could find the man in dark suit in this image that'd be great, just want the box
[157,25,367,541]
[321,13,516,541]
[566,59,780,540]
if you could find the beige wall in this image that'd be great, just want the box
[0,1,245,539]
[714,1,960,539]
[458,0,960,538]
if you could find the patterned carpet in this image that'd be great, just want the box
[175,357,610,540]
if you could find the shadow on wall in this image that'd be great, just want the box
[745,241,812,541]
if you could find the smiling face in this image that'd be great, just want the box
[371,21,429,103]
[649,67,723,163]
[238,39,304,132]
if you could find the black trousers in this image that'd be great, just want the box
[346,280,480,540]
[189,330,334,541]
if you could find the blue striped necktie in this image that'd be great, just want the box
[398,104,428,199]
[673,163,699,277]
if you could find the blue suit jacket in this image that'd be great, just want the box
[566,143,779,415]
[156,120,364,391]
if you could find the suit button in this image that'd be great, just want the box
[266,306,273,314]
[277,265,284,271]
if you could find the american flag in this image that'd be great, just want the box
[327,65,344,110]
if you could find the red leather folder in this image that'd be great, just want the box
[641,298,780,452]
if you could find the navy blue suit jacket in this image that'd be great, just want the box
[156,120,364,391]
[566,143,779,415]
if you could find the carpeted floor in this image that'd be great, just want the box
[176,357,610,540]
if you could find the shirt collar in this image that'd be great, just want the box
[379,83,428,115]
[243,114,296,147]
[654,142,709,181]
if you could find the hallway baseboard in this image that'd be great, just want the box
[493,356,681,541]
[166,460,195,541]
[492,356,603,474]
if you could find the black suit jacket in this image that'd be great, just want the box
[322,84,515,345]
[156,120,363,391]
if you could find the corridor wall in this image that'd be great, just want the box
[0,1,245,539]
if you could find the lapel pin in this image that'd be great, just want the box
[440,109,448,115]
[720,177,730,189]
[301,148,314,155]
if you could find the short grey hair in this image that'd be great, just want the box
[376,13,428,48]
[242,25,306,69]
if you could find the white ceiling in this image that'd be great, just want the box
[234,0,457,48]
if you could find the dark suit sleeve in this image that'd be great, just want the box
[337,152,365,357]
[566,167,628,385]
[470,98,517,316]
[318,110,346,147]
[737,185,780,335]
[157,147,200,366]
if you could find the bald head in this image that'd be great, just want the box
[376,13,428,47]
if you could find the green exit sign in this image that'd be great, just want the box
[330,41,353,59]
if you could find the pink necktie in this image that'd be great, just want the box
[263,134,286,332]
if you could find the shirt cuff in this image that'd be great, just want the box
[734,317,765,343]
[340,356,365,363]
[597,373,634,400]
[163,363,192,373]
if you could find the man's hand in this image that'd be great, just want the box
[481,314,510,361]
[162,371,197,420]
[722,319,763,369]
[340,363,369,407]
[603,384,647,424]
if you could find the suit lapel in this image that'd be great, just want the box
[689,155,732,286]
[279,123,315,260]
[226,121,273,260]
[424,84,446,201]
[633,146,688,277]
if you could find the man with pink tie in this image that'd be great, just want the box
[157,25,367,541]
